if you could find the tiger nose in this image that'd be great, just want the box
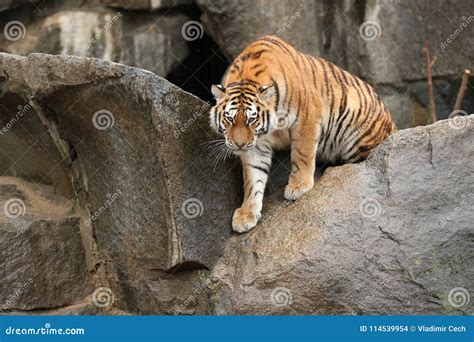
[235,141,246,148]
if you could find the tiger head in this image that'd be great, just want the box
[209,82,275,153]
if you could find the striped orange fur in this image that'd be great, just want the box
[209,35,397,233]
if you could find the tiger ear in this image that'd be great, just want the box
[211,84,225,99]
[259,85,275,102]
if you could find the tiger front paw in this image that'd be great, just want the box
[232,207,261,233]
[284,178,314,201]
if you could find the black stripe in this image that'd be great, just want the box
[260,109,267,133]
[291,161,300,172]
[270,77,280,112]
[246,185,254,199]
[260,37,292,55]
[346,153,365,163]
[339,69,350,85]
[295,148,310,159]
[249,164,269,174]
[322,80,336,150]
[307,56,319,89]
[276,59,290,107]
[356,78,368,111]
[334,106,351,144]
[264,110,270,132]
[328,62,339,84]
[348,75,362,104]
[286,92,293,113]
[261,160,271,169]
[319,59,329,97]
[256,145,272,157]
[253,49,270,58]
[344,115,380,157]
[338,107,360,146]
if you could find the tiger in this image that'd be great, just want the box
[209,35,397,233]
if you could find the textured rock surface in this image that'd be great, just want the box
[0,0,32,12]
[0,52,240,313]
[101,0,192,11]
[198,0,319,61]
[0,177,92,310]
[0,2,190,78]
[211,117,474,315]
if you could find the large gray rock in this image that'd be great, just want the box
[0,177,92,310]
[361,1,474,85]
[211,116,474,315]
[0,53,74,198]
[0,52,241,313]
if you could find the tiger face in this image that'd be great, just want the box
[209,82,275,153]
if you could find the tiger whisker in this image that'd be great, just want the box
[200,139,225,147]
[212,144,231,172]
[206,141,226,161]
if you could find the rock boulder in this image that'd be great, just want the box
[0,52,241,313]
[211,117,474,315]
